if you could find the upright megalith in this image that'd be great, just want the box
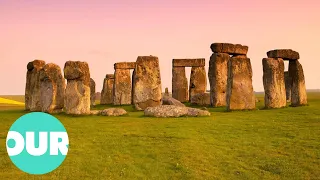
[172,67,189,102]
[25,60,46,111]
[208,53,230,107]
[226,56,255,111]
[267,49,307,107]
[90,78,96,106]
[289,60,308,106]
[165,87,170,96]
[189,66,207,100]
[284,71,292,102]
[262,58,286,108]
[39,63,65,113]
[100,74,114,105]
[172,58,206,102]
[133,56,162,110]
[208,43,248,108]
[113,62,136,105]
[64,61,91,115]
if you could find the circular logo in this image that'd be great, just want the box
[6,112,69,175]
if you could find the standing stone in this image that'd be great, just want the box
[114,69,132,105]
[100,74,114,105]
[133,56,162,110]
[39,63,65,113]
[25,60,46,111]
[284,71,292,102]
[262,58,286,108]
[226,56,255,111]
[189,66,207,100]
[208,53,230,107]
[289,60,308,106]
[64,61,91,115]
[90,78,96,106]
[165,87,170,96]
[172,67,189,102]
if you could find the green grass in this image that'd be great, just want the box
[0,93,320,179]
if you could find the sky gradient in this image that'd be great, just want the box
[1,0,319,95]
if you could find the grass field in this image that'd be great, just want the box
[0,93,319,179]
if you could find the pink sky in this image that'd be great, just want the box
[0,0,319,95]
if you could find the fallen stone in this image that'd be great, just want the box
[226,56,256,110]
[172,59,205,67]
[144,105,211,118]
[114,62,136,69]
[267,49,299,60]
[162,96,185,107]
[64,61,91,115]
[39,63,65,113]
[210,43,248,55]
[25,60,46,111]
[101,74,114,105]
[208,53,230,107]
[189,66,207,100]
[172,67,189,102]
[99,108,127,116]
[289,60,308,106]
[90,110,100,115]
[262,58,286,108]
[90,78,96,106]
[190,93,211,106]
[133,56,162,110]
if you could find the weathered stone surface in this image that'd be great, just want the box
[190,93,211,106]
[172,59,205,67]
[133,56,162,110]
[114,62,136,69]
[262,58,286,108]
[39,63,65,113]
[25,60,46,111]
[226,57,256,110]
[210,43,248,55]
[208,53,230,107]
[99,108,127,116]
[114,69,132,105]
[162,96,185,107]
[189,66,207,100]
[289,60,307,106]
[172,67,189,102]
[64,61,91,115]
[267,49,299,60]
[284,71,292,102]
[95,92,101,101]
[165,87,170,96]
[100,74,114,105]
[144,105,210,117]
[90,78,96,106]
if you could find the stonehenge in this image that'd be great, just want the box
[25,60,46,111]
[172,58,207,103]
[113,62,135,105]
[100,74,114,105]
[90,78,96,106]
[133,56,162,110]
[39,63,65,113]
[24,45,309,116]
[263,49,307,107]
[64,61,91,115]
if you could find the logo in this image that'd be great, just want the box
[6,112,69,175]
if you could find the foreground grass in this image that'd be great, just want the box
[0,94,319,179]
